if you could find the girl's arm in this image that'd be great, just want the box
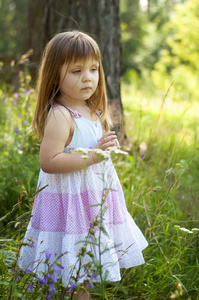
[39,108,117,174]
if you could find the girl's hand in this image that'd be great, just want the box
[91,131,118,163]
[95,131,118,150]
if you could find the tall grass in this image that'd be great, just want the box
[0,77,199,299]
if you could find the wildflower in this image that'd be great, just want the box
[179,227,193,234]
[4,98,8,102]
[48,283,55,295]
[101,152,110,160]
[13,100,18,106]
[26,283,33,291]
[76,147,89,154]
[16,275,21,281]
[192,228,199,232]
[88,282,94,288]
[26,90,31,95]
[45,249,51,261]
[13,93,19,98]
[69,282,78,290]
[91,272,96,280]
[53,264,64,272]
[15,272,21,281]
[23,268,34,273]
[14,128,19,134]
[47,272,57,283]
[165,168,172,174]
[37,275,45,286]
[45,294,52,300]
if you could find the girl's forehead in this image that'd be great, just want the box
[67,58,99,67]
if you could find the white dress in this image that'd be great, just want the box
[18,106,148,285]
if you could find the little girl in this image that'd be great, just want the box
[19,31,148,298]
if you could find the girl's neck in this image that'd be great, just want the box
[58,96,87,111]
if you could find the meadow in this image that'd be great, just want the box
[0,73,198,299]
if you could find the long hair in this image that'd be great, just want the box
[32,31,112,141]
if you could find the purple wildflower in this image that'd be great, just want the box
[37,275,45,286]
[165,168,172,173]
[26,90,31,95]
[15,128,19,134]
[91,272,96,280]
[15,274,21,281]
[49,283,55,295]
[23,268,34,273]
[13,100,18,106]
[13,93,19,98]
[47,273,57,283]
[26,283,33,291]
[53,264,64,272]
[69,283,78,290]
[88,282,94,288]
[4,98,8,102]
[45,249,51,261]
[45,294,52,300]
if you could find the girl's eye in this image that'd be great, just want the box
[91,68,97,72]
[73,70,81,74]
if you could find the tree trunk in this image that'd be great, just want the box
[26,0,127,143]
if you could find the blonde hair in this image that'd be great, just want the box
[32,30,112,141]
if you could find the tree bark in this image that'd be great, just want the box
[26,0,127,143]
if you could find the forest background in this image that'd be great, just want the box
[0,0,199,299]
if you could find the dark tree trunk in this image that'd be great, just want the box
[26,0,127,143]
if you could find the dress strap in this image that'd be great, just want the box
[51,105,83,118]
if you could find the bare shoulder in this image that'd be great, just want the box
[47,106,72,126]
[43,106,73,146]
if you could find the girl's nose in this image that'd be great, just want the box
[82,71,91,82]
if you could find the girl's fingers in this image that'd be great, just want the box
[99,132,118,150]
[100,132,117,144]
[94,131,118,152]
[101,140,115,150]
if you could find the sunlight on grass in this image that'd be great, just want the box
[0,78,199,299]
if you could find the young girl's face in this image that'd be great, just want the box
[59,58,99,104]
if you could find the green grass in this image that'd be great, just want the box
[0,78,199,299]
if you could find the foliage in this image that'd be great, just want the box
[0,0,28,56]
[0,71,39,233]
[0,74,199,298]
[151,0,199,101]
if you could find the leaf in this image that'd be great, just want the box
[0,281,11,286]
[101,206,108,216]
[13,291,23,297]
[99,226,109,238]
